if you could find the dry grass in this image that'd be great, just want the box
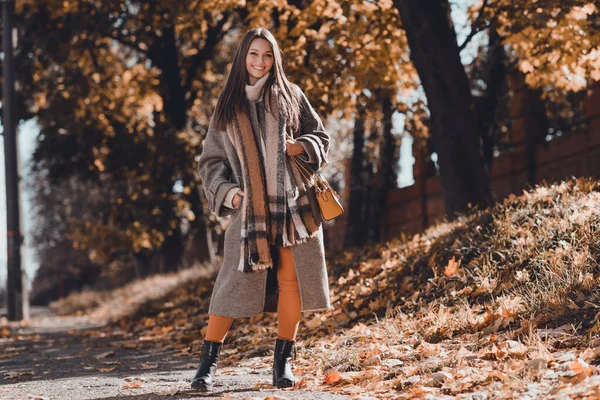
[319,177,600,339]
[49,262,218,322]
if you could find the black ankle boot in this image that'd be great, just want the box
[272,338,298,388]
[191,340,222,391]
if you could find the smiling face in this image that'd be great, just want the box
[245,38,274,85]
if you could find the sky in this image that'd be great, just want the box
[0,119,38,287]
[0,0,483,288]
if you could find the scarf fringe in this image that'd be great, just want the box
[236,229,319,272]
[237,260,272,273]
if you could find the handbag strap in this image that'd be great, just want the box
[291,155,315,183]
[290,155,336,194]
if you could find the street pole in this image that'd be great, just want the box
[3,0,24,321]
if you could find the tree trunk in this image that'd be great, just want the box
[157,227,184,273]
[344,104,367,248]
[364,122,378,242]
[150,24,217,265]
[394,0,496,219]
[189,185,215,263]
[524,88,547,185]
[154,25,188,131]
[369,95,398,243]
[476,27,507,171]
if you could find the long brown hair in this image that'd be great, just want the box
[212,27,301,132]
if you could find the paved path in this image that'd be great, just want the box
[0,311,356,400]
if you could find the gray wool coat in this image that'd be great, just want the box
[197,84,334,318]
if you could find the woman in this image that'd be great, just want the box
[193,27,333,391]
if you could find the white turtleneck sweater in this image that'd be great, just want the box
[245,72,270,101]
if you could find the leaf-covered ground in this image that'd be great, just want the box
[2,177,600,399]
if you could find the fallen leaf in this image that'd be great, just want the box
[488,370,507,381]
[558,358,595,384]
[27,395,49,400]
[580,347,600,363]
[306,316,322,329]
[94,351,114,359]
[369,298,386,312]
[295,377,308,389]
[4,371,34,380]
[362,355,381,367]
[252,382,272,390]
[504,340,528,358]
[417,342,440,357]
[410,386,433,397]
[123,381,142,389]
[522,358,548,376]
[324,370,342,385]
[426,371,454,387]
[0,352,19,359]
[499,296,523,318]
[569,358,594,376]
[444,256,461,277]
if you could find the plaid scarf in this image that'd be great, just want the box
[225,87,320,273]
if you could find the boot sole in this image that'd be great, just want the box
[273,373,296,388]
[190,381,213,391]
[275,382,295,388]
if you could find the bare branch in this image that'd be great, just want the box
[458,0,490,52]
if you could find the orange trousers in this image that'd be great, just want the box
[204,247,302,343]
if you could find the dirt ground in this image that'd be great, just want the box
[0,308,357,400]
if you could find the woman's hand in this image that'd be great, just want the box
[232,190,244,209]
[285,137,306,156]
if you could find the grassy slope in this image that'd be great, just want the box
[47,177,600,398]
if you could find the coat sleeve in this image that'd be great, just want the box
[292,86,330,174]
[197,117,240,218]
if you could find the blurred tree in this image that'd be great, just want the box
[490,0,599,100]
[28,172,103,304]
[11,0,248,285]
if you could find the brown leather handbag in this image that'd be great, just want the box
[291,155,344,221]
